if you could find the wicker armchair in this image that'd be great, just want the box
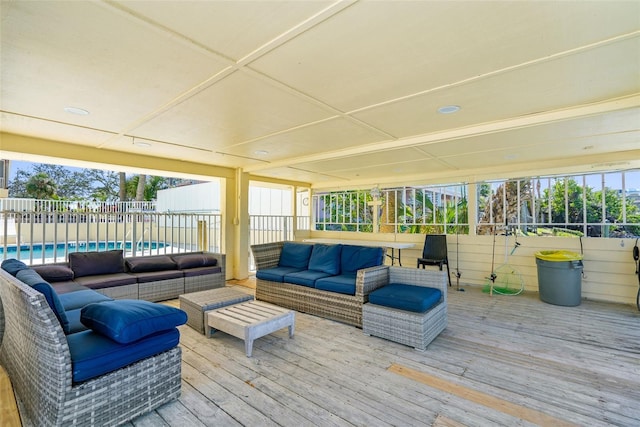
[363,267,448,351]
[0,269,181,427]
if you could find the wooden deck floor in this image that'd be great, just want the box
[4,280,639,426]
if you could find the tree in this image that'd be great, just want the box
[25,172,57,199]
[143,176,169,201]
[86,169,119,201]
[119,172,127,201]
[135,174,146,201]
[10,163,118,200]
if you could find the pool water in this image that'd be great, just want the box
[1,241,167,262]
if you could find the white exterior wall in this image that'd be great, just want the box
[249,185,291,215]
[308,230,639,306]
[156,181,221,212]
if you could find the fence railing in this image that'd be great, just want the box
[248,215,310,270]
[1,210,221,265]
[1,209,310,272]
[0,198,156,214]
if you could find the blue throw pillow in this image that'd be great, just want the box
[15,268,70,333]
[278,242,313,269]
[1,258,29,276]
[81,300,187,344]
[308,244,342,275]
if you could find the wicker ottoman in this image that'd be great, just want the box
[179,287,254,334]
[362,302,447,351]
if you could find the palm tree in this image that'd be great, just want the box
[135,174,146,201]
[25,172,57,199]
[119,172,127,202]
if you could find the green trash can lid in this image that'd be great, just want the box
[535,250,583,261]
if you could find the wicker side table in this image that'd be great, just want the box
[179,287,254,334]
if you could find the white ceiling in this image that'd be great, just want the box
[1,0,639,189]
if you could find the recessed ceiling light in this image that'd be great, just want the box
[64,106,90,115]
[134,141,151,148]
[437,105,460,114]
[254,150,268,155]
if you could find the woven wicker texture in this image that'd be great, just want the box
[251,242,388,327]
[363,267,448,350]
[0,269,181,427]
[139,277,185,302]
[180,287,253,334]
[97,283,139,300]
[184,272,225,294]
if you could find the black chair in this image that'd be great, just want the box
[416,234,452,287]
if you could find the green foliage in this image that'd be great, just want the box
[25,172,57,199]
[11,164,118,200]
[9,162,172,202]
[539,178,638,227]
[395,188,468,234]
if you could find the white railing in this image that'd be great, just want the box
[1,208,311,271]
[0,198,156,214]
[1,210,221,265]
[248,215,310,270]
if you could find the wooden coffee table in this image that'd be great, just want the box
[206,301,295,357]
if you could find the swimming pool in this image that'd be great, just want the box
[1,241,168,263]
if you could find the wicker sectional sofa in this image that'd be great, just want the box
[251,241,388,327]
[32,249,226,301]
[0,259,187,426]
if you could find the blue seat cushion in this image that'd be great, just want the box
[59,289,113,311]
[284,270,333,288]
[15,268,70,333]
[256,266,305,282]
[341,245,385,274]
[315,274,357,295]
[67,328,180,383]
[308,244,342,275]
[368,283,442,313]
[278,242,313,269]
[81,299,187,344]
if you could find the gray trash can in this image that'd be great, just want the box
[535,250,583,306]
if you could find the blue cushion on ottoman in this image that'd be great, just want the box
[368,284,442,313]
[81,300,187,344]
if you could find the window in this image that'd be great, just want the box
[312,184,468,234]
[477,170,640,237]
